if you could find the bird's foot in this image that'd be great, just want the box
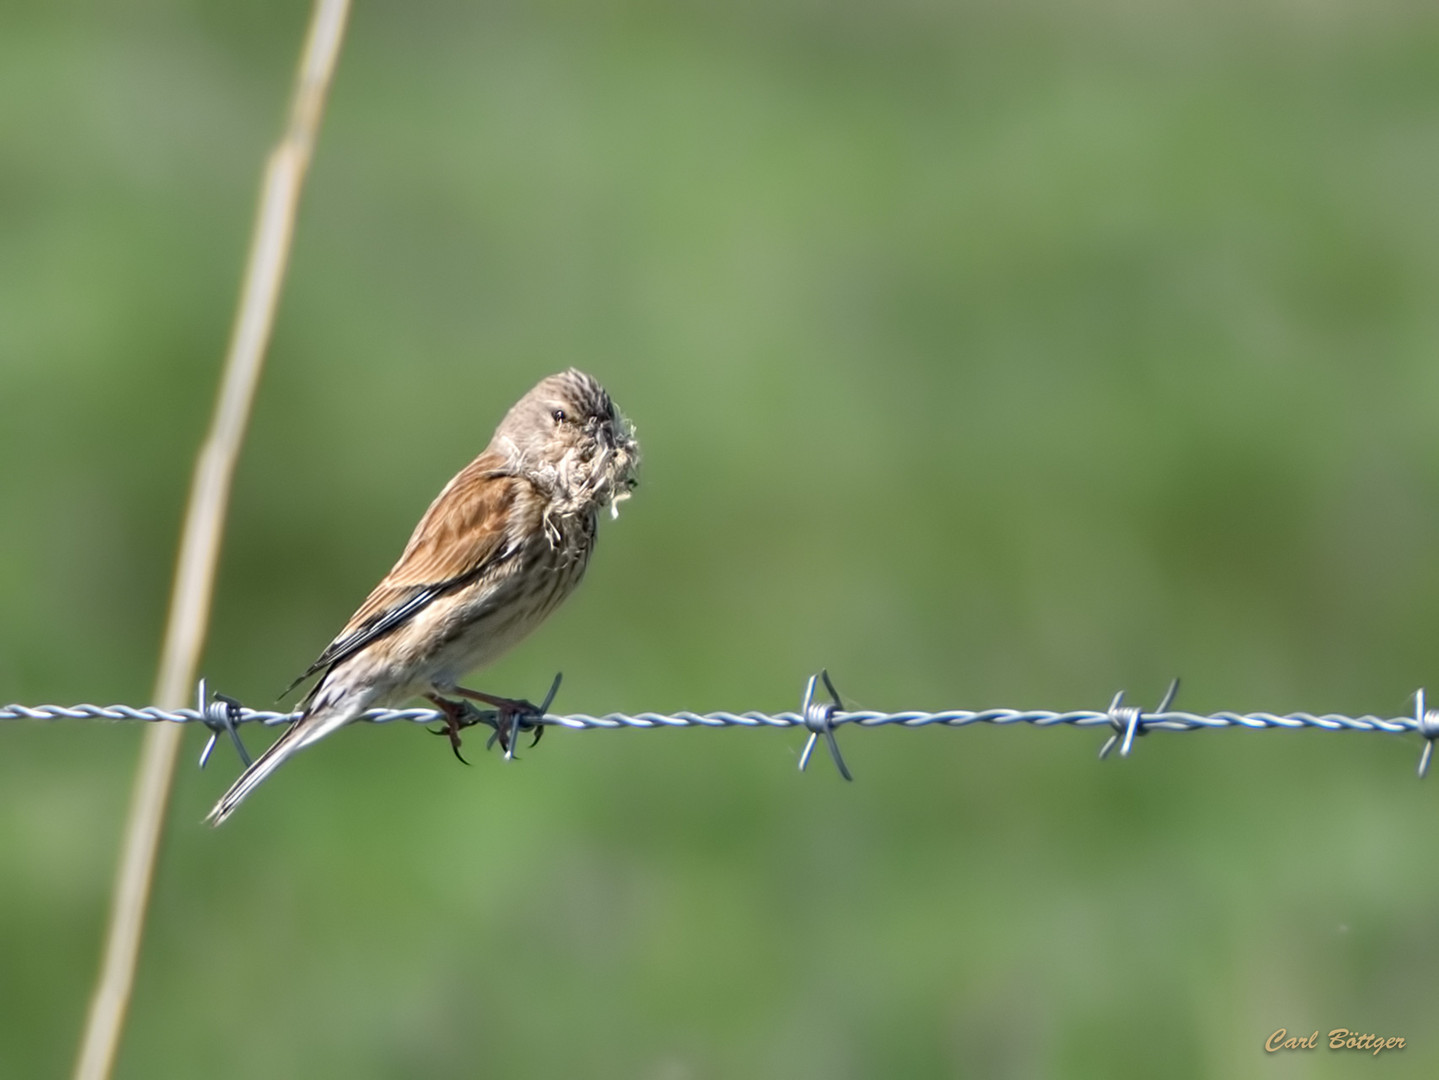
[451,686,546,758]
[425,693,480,765]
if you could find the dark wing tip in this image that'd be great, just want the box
[275,664,322,705]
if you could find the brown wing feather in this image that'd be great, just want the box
[281,451,526,699]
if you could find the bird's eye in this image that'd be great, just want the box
[551,408,567,423]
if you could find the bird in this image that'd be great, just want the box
[206,369,639,825]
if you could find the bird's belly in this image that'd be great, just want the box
[405,545,589,692]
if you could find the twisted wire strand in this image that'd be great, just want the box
[6,690,1437,782]
[0,701,1423,733]
[7,668,1439,783]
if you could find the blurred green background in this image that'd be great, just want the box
[3,1,1439,1077]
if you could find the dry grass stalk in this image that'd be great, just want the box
[71,3,352,1077]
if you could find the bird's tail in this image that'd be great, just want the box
[205,700,360,826]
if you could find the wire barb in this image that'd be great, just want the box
[1414,688,1439,778]
[196,678,252,769]
[798,669,853,781]
[1098,677,1180,760]
[485,671,563,762]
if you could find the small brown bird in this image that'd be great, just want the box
[206,369,638,825]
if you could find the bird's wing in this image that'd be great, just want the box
[281,455,531,700]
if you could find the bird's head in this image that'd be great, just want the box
[493,368,639,517]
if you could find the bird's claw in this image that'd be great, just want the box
[428,723,472,765]
[425,694,484,765]
[427,690,546,761]
[491,708,544,756]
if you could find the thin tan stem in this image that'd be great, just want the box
[71,4,352,1078]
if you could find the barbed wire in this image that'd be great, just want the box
[4,673,1439,780]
